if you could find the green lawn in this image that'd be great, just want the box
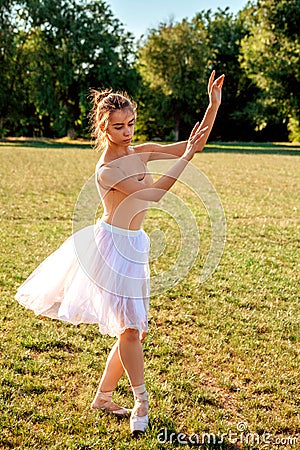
[0,141,299,449]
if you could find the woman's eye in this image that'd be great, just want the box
[114,122,134,130]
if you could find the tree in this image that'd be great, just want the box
[0,0,140,137]
[136,9,260,142]
[0,0,31,136]
[240,0,300,141]
[192,8,256,140]
[137,19,210,141]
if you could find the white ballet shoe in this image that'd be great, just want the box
[130,411,149,435]
[91,391,130,416]
[130,389,149,435]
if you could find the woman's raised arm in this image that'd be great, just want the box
[134,71,225,161]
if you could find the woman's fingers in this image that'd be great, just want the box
[208,70,215,94]
[209,72,225,95]
[184,125,208,158]
[194,130,208,144]
[190,129,208,152]
[188,126,208,144]
[197,125,208,135]
[213,74,225,88]
[189,121,200,138]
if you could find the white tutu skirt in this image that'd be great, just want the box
[15,221,150,339]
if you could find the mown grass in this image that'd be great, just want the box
[0,141,299,449]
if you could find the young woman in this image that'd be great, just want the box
[15,71,224,435]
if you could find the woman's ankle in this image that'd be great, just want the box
[132,384,147,399]
[131,384,148,417]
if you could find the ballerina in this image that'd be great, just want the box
[15,70,224,435]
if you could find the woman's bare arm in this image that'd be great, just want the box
[134,71,224,161]
[99,125,208,203]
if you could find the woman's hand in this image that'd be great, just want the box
[208,70,225,106]
[182,123,208,160]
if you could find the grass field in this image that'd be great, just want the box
[0,140,299,449]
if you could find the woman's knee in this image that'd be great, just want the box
[119,328,140,342]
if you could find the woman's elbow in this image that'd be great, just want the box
[135,188,165,202]
[150,195,161,203]
[149,188,166,203]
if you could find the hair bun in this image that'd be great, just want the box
[89,88,112,106]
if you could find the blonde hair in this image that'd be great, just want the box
[89,89,137,152]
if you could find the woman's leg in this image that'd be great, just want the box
[91,329,148,425]
[118,329,148,417]
[118,329,144,386]
[99,341,124,392]
[91,341,125,410]
[94,330,147,394]
[91,330,147,407]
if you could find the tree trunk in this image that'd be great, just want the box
[67,128,77,139]
[174,115,180,141]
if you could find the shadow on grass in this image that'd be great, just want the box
[0,138,92,149]
[21,337,77,353]
[1,138,299,155]
[205,141,300,156]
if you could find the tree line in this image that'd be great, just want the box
[1,0,299,142]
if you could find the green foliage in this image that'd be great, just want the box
[0,1,28,136]
[193,8,256,141]
[287,116,300,142]
[136,2,299,142]
[0,0,140,138]
[1,1,299,142]
[240,0,300,141]
[137,18,210,141]
[136,9,259,142]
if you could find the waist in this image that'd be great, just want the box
[98,220,142,236]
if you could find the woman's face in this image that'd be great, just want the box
[105,108,135,147]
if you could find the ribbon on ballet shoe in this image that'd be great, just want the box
[91,390,130,416]
[130,384,149,434]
